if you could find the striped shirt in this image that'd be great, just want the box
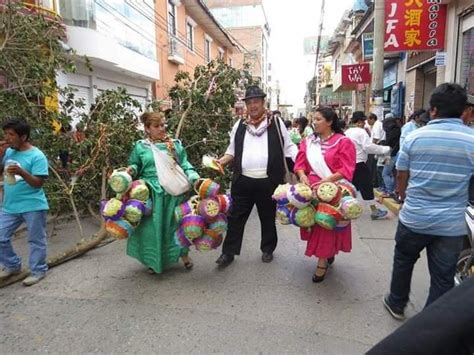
[396,119,474,236]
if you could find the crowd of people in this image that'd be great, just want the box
[1,83,473,352]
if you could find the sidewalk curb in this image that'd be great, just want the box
[374,190,401,216]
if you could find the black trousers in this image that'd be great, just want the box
[352,162,375,200]
[367,154,379,187]
[368,277,474,355]
[222,175,278,256]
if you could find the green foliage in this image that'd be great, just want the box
[167,60,254,187]
[0,3,143,215]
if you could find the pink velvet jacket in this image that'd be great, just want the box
[294,133,356,185]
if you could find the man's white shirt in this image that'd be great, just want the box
[226,118,298,179]
[345,127,390,163]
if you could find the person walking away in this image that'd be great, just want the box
[345,112,390,220]
[0,119,49,286]
[380,116,401,199]
[295,107,356,282]
[383,83,474,320]
[216,86,297,267]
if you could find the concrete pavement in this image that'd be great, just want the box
[0,208,430,354]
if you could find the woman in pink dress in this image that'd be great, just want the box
[294,107,356,283]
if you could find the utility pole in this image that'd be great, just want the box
[371,0,385,120]
[313,0,326,108]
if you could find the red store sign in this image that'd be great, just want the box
[384,0,447,52]
[341,63,371,85]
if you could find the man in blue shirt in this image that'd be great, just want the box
[383,83,474,320]
[0,119,49,286]
[399,109,429,149]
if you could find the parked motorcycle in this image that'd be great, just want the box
[455,203,474,285]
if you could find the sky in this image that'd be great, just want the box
[264,0,354,114]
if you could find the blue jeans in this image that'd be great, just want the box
[388,222,464,309]
[382,157,396,193]
[0,210,48,276]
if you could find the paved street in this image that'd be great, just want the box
[0,208,430,354]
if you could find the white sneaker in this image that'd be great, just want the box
[22,274,45,286]
[0,268,21,278]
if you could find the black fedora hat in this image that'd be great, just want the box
[244,85,266,101]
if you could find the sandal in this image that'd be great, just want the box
[312,265,328,283]
[328,257,335,265]
[182,257,194,270]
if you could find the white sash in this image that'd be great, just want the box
[306,137,333,179]
[142,139,191,196]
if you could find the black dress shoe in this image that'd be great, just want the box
[261,252,273,263]
[216,254,234,267]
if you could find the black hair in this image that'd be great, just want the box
[429,83,467,118]
[368,113,377,121]
[351,111,366,123]
[2,118,31,141]
[298,116,309,135]
[315,107,344,134]
[284,120,292,129]
[273,110,282,116]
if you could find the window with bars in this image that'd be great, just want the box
[205,38,212,63]
[186,22,194,51]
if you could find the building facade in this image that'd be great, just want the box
[205,0,270,91]
[57,0,161,119]
[155,0,240,98]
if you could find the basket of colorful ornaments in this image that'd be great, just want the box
[101,169,152,239]
[273,181,362,230]
[174,178,232,251]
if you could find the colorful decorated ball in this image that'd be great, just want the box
[338,181,357,198]
[335,219,351,231]
[272,184,290,205]
[175,227,192,248]
[143,198,153,216]
[287,183,313,209]
[290,206,316,228]
[195,178,220,199]
[175,200,195,223]
[129,180,150,202]
[216,194,233,215]
[175,196,200,223]
[194,229,223,251]
[181,214,206,240]
[124,199,145,224]
[316,182,342,205]
[105,219,134,239]
[276,205,293,225]
[314,203,343,230]
[108,169,132,194]
[99,199,107,215]
[208,214,228,235]
[102,198,125,221]
[198,197,221,222]
[341,196,363,220]
[193,235,214,251]
[314,211,337,230]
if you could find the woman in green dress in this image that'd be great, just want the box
[126,112,199,273]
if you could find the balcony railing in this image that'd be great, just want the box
[168,36,184,65]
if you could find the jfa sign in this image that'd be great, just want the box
[341,63,371,85]
[384,0,447,52]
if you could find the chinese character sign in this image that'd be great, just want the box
[384,0,447,52]
[341,63,371,85]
